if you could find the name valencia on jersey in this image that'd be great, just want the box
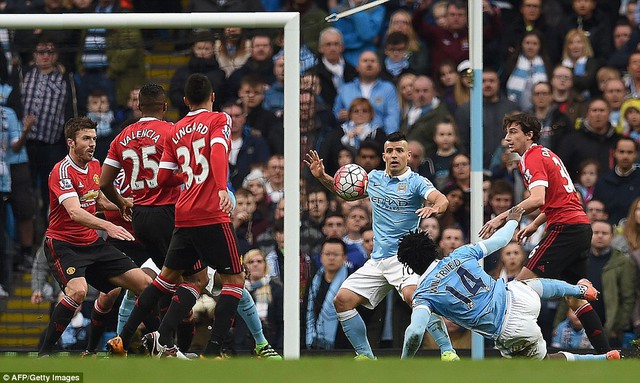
[117,128,161,146]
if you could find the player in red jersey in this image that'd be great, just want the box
[99,83,205,355]
[39,117,151,356]
[480,112,611,353]
[126,74,242,358]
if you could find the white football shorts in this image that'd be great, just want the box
[340,255,418,309]
[495,280,547,359]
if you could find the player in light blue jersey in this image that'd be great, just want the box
[305,132,457,360]
[398,206,622,361]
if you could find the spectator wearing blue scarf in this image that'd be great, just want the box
[305,238,350,349]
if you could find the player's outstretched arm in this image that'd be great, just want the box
[478,207,524,255]
[479,186,545,239]
[303,150,362,200]
[402,307,431,359]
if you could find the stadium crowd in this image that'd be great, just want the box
[1,0,640,355]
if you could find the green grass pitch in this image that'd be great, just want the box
[1,357,640,383]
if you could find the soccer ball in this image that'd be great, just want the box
[333,164,368,201]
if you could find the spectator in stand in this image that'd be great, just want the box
[226,33,275,102]
[235,248,283,351]
[333,51,400,135]
[626,51,640,98]
[596,67,623,98]
[328,0,385,67]
[562,0,613,61]
[76,0,145,109]
[315,27,358,110]
[492,241,526,283]
[85,89,115,163]
[263,51,285,117]
[617,196,640,336]
[586,220,637,348]
[586,199,609,223]
[531,81,571,153]
[265,218,314,302]
[285,0,327,54]
[301,188,330,257]
[22,37,78,223]
[607,20,636,71]
[593,137,640,225]
[397,73,416,117]
[379,32,417,85]
[302,91,340,177]
[169,32,226,117]
[622,98,640,145]
[559,98,620,180]
[560,29,601,100]
[13,0,79,75]
[550,65,587,128]
[304,238,350,350]
[407,140,434,180]
[265,154,285,206]
[354,139,382,173]
[214,28,251,78]
[401,75,450,158]
[428,119,459,190]
[454,60,472,107]
[238,74,282,154]
[455,68,518,168]
[342,206,369,270]
[500,0,562,65]
[436,61,461,114]
[575,159,600,205]
[602,78,626,132]
[383,9,428,76]
[503,30,550,112]
[223,102,270,191]
[412,0,502,77]
[323,98,385,172]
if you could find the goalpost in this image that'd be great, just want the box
[0,12,302,359]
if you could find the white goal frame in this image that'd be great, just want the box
[0,12,301,359]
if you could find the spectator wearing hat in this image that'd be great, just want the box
[621,97,640,142]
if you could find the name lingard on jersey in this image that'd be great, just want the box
[118,129,160,146]
[172,122,209,144]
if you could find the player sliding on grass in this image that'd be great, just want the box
[305,132,458,361]
[398,206,621,360]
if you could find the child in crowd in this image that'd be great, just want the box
[430,120,459,190]
[86,89,115,162]
[621,98,640,143]
[492,241,526,282]
[575,159,599,205]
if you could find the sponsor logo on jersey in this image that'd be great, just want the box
[59,178,73,190]
[66,267,76,275]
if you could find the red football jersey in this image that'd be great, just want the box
[104,117,179,206]
[519,144,589,226]
[46,156,101,245]
[160,109,232,227]
[103,168,135,236]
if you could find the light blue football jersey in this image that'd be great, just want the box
[367,169,436,261]
[413,243,508,339]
